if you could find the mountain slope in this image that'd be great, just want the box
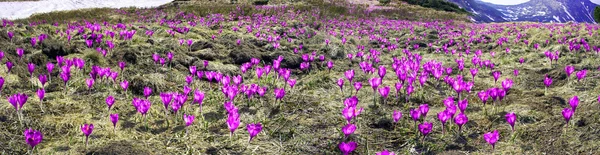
[0,0,171,19]
[448,0,598,23]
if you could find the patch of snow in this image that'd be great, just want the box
[0,0,172,19]
[553,15,561,23]
[534,11,546,16]
[470,8,479,15]
[484,14,495,21]
[582,2,595,22]
[469,17,477,22]
[561,3,575,21]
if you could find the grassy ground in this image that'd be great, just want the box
[1,1,600,155]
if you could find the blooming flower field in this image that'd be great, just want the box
[0,1,599,154]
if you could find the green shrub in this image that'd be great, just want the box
[401,0,468,14]
[253,0,268,5]
[379,0,391,5]
[594,6,600,23]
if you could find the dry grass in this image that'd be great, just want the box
[1,1,599,155]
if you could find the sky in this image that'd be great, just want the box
[480,0,600,5]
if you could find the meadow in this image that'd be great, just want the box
[1,0,600,154]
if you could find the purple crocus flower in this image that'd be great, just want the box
[345,70,355,83]
[167,52,174,62]
[376,150,396,155]
[562,108,573,126]
[519,58,524,64]
[247,123,263,142]
[185,75,193,86]
[273,88,285,101]
[36,88,45,112]
[342,123,356,137]
[7,32,14,40]
[189,65,196,75]
[193,89,205,110]
[338,141,357,155]
[501,79,513,92]
[576,70,587,82]
[369,77,381,92]
[184,114,195,127]
[85,39,93,48]
[410,109,421,123]
[46,62,54,74]
[565,65,575,78]
[120,80,129,92]
[16,48,24,60]
[327,61,334,72]
[23,128,43,149]
[86,78,94,90]
[110,113,119,132]
[6,61,13,73]
[484,130,499,151]
[81,124,94,147]
[458,99,468,113]
[106,95,115,110]
[470,68,478,82]
[569,96,579,112]
[392,110,402,123]
[350,82,361,95]
[27,63,35,77]
[454,113,468,132]
[342,106,355,124]
[143,87,152,99]
[418,104,430,118]
[287,79,297,89]
[378,65,386,78]
[378,86,390,101]
[492,71,501,83]
[418,122,433,137]
[505,112,516,132]
[31,38,37,47]
[544,74,552,89]
[38,74,47,86]
[337,78,344,92]
[226,112,240,136]
[8,93,28,112]
[118,61,126,72]
[437,110,450,134]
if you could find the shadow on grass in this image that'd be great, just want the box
[204,111,224,122]
[53,146,71,152]
[86,140,151,155]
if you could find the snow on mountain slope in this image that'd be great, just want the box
[447,0,598,23]
[0,0,172,20]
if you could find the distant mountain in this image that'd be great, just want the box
[447,0,598,23]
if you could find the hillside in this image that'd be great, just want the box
[1,0,600,155]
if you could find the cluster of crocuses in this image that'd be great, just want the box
[152,52,175,67]
[224,101,240,137]
[8,93,29,122]
[406,103,434,140]
[339,96,361,155]
[132,97,152,124]
[562,95,579,128]
[543,50,561,66]
[88,65,124,87]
